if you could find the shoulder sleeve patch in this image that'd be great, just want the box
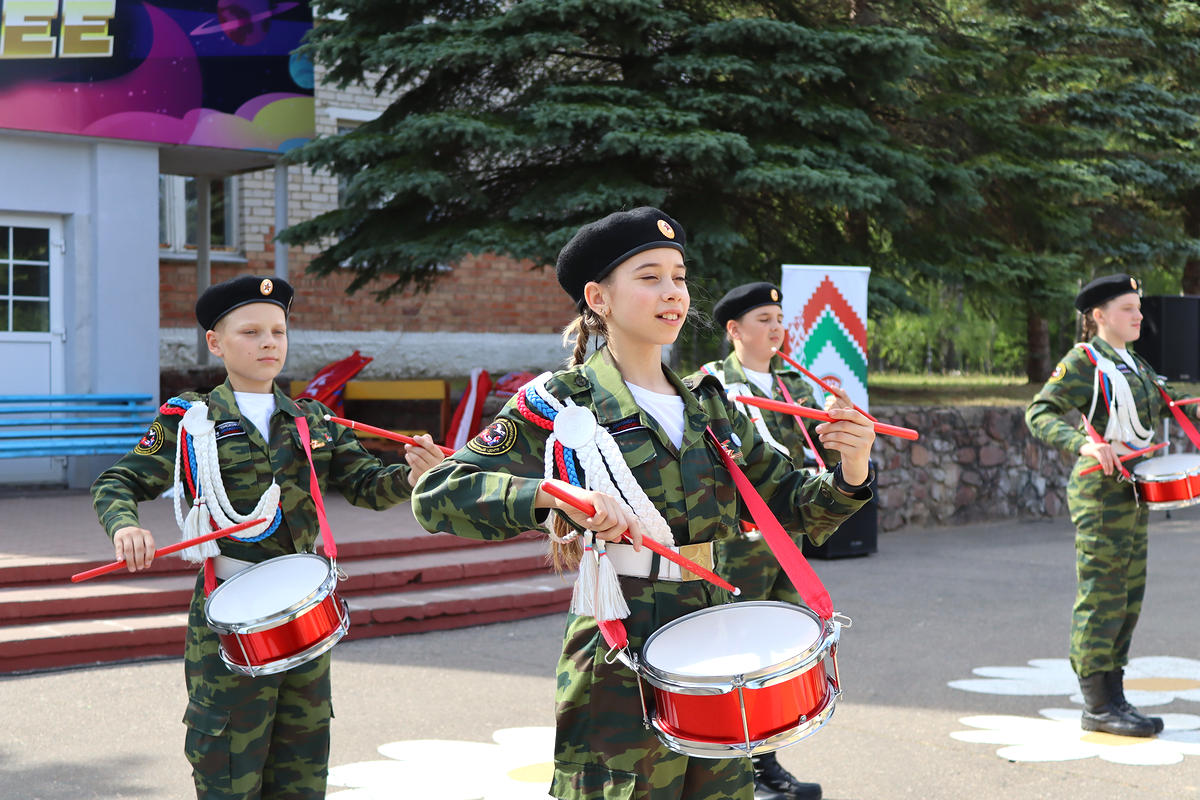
[467,418,518,456]
[1049,362,1066,382]
[134,420,165,455]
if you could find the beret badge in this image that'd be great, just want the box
[260,279,274,296]
[657,219,675,239]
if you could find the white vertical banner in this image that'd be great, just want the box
[779,265,871,413]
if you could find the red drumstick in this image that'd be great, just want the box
[1170,397,1200,407]
[734,395,919,441]
[540,481,740,596]
[771,347,878,422]
[325,414,455,455]
[1078,415,1132,481]
[1078,442,1169,476]
[70,518,268,582]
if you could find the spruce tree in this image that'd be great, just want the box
[282,0,942,334]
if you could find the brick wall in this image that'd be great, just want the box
[159,60,577,336]
[159,252,575,333]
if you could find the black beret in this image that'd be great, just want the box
[556,207,686,310]
[713,282,783,328]
[195,275,294,330]
[1075,273,1141,313]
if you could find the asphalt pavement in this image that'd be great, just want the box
[2,499,1198,800]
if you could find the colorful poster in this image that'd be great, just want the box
[779,265,871,413]
[0,0,314,152]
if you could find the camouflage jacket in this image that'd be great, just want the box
[412,348,867,549]
[1026,337,1198,461]
[691,352,839,466]
[92,380,412,562]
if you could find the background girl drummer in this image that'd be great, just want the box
[1026,272,1200,742]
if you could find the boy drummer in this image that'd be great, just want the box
[91,275,444,799]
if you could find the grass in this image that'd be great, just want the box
[869,373,1200,406]
[869,373,1035,406]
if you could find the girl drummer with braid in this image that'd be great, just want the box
[412,207,877,800]
[91,275,445,800]
[1026,273,1200,739]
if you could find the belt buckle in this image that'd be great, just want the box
[677,542,713,583]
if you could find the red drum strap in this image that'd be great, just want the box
[592,426,837,655]
[1155,384,1200,451]
[294,415,337,561]
[776,376,825,472]
[705,427,833,621]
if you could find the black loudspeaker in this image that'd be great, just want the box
[803,467,878,560]
[1138,296,1200,381]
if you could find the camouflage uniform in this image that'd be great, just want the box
[691,353,840,604]
[1025,337,1198,678]
[93,380,414,800]
[411,348,869,800]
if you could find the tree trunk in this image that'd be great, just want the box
[1183,190,1200,295]
[1183,260,1200,296]
[1026,306,1050,382]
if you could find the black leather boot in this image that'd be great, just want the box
[751,752,822,800]
[1106,668,1164,734]
[1078,672,1155,737]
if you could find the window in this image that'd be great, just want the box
[159,175,239,254]
[0,226,51,333]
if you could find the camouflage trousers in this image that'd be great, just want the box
[183,576,333,800]
[1066,466,1149,678]
[550,576,754,800]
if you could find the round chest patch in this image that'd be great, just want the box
[135,421,165,456]
[554,405,597,450]
[468,418,518,456]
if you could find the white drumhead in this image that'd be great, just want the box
[1132,453,1200,479]
[644,604,821,677]
[206,555,331,625]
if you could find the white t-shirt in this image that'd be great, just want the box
[1112,347,1139,373]
[742,366,776,397]
[233,391,277,439]
[625,382,685,450]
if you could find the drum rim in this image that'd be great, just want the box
[205,553,338,634]
[639,601,834,694]
[1138,496,1200,510]
[218,598,350,676]
[650,680,839,758]
[1132,453,1200,480]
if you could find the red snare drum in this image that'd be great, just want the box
[637,601,841,758]
[1131,453,1200,510]
[205,554,349,677]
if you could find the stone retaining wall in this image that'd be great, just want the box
[871,405,1193,531]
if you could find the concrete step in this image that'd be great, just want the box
[0,574,572,674]
[0,539,552,625]
[0,528,497,588]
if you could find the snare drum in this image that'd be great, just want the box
[205,553,349,677]
[1131,453,1200,510]
[636,601,840,758]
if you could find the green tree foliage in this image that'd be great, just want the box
[901,1,1200,379]
[282,0,942,312]
[283,1,1200,381]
